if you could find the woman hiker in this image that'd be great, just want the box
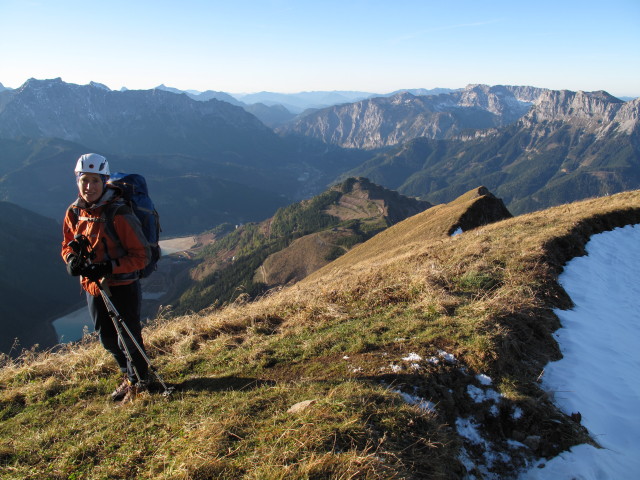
[61,153,151,403]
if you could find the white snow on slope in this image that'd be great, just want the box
[519,224,640,479]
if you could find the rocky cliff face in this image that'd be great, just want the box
[457,84,547,115]
[278,85,548,149]
[518,89,639,138]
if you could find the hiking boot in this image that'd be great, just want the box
[111,376,132,402]
[120,380,148,404]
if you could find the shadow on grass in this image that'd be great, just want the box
[175,376,276,393]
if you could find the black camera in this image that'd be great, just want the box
[67,234,95,263]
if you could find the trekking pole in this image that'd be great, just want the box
[68,235,174,397]
[98,283,145,383]
[98,281,174,397]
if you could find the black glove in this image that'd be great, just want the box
[81,262,113,282]
[66,254,83,276]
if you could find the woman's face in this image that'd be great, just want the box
[77,173,104,204]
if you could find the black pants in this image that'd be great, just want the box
[86,281,149,383]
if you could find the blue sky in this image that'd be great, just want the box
[1,0,639,96]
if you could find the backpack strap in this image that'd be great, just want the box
[69,202,129,261]
[102,202,131,258]
[69,205,102,225]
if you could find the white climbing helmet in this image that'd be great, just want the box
[74,153,110,176]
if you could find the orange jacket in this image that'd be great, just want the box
[62,188,151,296]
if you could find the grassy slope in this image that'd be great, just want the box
[254,228,357,287]
[1,190,640,479]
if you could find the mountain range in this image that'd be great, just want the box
[2,79,636,224]
[154,85,459,128]
[341,90,639,214]
[159,85,457,115]
[0,78,280,159]
[277,85,548,148]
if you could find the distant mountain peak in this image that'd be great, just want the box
[20,77,63,90]
[155,84,187,95]
[89,81,110,91]
[328,177,432,225]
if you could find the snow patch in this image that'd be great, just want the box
[402,352,422,362]
[393,389,437,414]
[438,350,456,363]
[456,417,485,445]
[467,384,502,404]
[457,417,518,477]
[519,224,640,479]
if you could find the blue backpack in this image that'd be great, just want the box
[106,172,161,278]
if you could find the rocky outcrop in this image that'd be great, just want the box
[448,186,513,235]
[330,177,431,224]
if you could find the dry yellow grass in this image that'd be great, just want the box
[254,228,355,287]
[2,189,640,479]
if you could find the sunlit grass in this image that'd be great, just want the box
[2,189,639,479]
